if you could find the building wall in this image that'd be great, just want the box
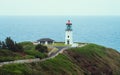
[65,31,73,45]
[40,41,54,45]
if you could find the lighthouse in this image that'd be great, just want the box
[65,20,73,45]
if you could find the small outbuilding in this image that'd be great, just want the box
[37,38,55,45]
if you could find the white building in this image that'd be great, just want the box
[65,20,73,45]
[37,38,54,45]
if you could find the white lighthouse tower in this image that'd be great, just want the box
[65,20,73,45]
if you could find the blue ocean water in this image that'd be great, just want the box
[0,16,120,51]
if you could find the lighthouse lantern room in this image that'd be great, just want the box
[65,20,73,45]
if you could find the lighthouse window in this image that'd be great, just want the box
[68,36,69,38]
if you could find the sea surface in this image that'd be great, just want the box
[0,16,120,51]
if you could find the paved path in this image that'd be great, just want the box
[0,44,86,67]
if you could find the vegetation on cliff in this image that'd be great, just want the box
[0,37,23,52]
[0,44,120,75]
[0,38,48,62]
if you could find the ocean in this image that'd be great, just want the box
[0,16,120,51]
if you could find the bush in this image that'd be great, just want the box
[19,42,35,51]
[35,44,48,53]
[24,50,47,59]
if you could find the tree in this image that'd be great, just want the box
[1,41,7,49]
[0,37,24,52]
[35,44,48,53]
[14,43,24,52]
[5,37,15,51]
[0,41,2,48]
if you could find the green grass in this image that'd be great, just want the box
[38,54,83,75]
[20,41,48,59]
[0,64,33,75]
[49,42,69,47]
[0,54,84,75]
[0,49,36,62]
[69,44,106,58]
[1,43,120,75]
[0,41,48,62]
[24,50,47,59]
[68,44,120,75]
[19,41,35,50]
[0,50,23,62]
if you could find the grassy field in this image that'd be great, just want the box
[49,42,69,47]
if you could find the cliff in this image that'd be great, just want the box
[0,44,120,75]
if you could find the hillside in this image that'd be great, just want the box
[0,41,48,62]
[0,44,120,75]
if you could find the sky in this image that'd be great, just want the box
[0,0,120,16]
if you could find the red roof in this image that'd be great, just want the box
[66,20,72,25]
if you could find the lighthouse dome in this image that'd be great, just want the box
[66,20,72,25]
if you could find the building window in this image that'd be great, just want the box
[68,36,69,38]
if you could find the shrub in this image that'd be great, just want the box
[19,42,35,51]
[24,50,47,59]
[35,44,48,53]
